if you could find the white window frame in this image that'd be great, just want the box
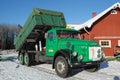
[111,10,117,14]
[99,40,111,48]
[118,40,120,46]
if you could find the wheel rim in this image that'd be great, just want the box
[57,60,65,73]
[19,54,23,64]
[24,54,29,65]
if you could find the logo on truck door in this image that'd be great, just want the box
[49,49,53,52]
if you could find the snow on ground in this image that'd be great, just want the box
[0,50,120,80]
[0,61,65,80]
[71,61,120,80]
[0,50,65,80]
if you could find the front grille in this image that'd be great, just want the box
[89,47,102,61]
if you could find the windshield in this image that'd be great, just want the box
[57,30,81,39]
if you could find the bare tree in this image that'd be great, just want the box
[0,23,18,50]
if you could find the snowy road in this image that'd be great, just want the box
[0,50,120,80]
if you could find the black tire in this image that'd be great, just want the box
[84,64,100,72]
[18,53,24,65]
[55,56,69,78]
[24,52,31,66]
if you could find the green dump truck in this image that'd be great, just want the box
[15,8,104,78]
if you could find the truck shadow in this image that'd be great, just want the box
[31,61,46,65]
[68,68,84,77]
[0,56,17,62]
[7,56,18,62]
[100,61,109,70]
[114,76,120,80]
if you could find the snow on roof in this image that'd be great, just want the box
[67,23,81,30]
[76,2,120,30]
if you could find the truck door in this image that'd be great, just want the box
[46,32,57,56]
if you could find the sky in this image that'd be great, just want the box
[0,0,120,26]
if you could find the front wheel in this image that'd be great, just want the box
[55,56,70,78]
[84,64,100,72]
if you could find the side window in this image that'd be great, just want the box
[48,32,54,40]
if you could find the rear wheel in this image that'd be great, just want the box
[24,52,31,66]
[18,53,24,65]
[55,56,70,78]
[84,64,100,72]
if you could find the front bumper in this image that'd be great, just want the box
[71,59,104,68]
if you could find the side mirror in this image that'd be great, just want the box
[45,33,48,39]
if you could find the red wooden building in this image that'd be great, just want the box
[76,2,120,56]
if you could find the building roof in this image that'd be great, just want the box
[67,24,81,30]
[76,2,120,30]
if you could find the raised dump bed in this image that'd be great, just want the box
[15,8,66,51]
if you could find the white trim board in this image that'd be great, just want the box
[94,36,120,39]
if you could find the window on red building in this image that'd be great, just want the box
[99,40,111,48]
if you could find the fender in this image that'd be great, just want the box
[52,49,71,69]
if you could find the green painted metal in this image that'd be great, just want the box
[24,54,29,65]
[15,8,66,51]
[19,54,23,64]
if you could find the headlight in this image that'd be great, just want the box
[77,55,83,62]
[72,52,77,56]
